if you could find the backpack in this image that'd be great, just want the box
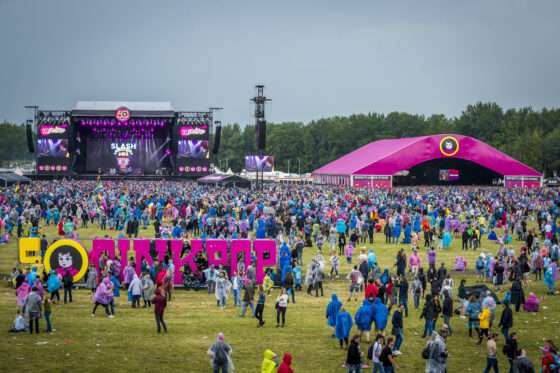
[213,343,228,365]
[422,342,431,359]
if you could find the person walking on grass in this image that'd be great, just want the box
[62,269,73,304]
[420,294,435,338]
[128,273,142,308]
[208,332,233,373]
[255,285,266,327]
[442,290,453,336]
[498,302,513,341]
[347,266,362,302]
[336,306,353,349]
[240,279,255,317]
[24,286,42,334]
[482,333,499,373]
[368,334,385,373]
[278,352,293,373]
[44,297,53,333]
[276,288,289,328]
[326,293,342,336]
[391,303,405,354]
[346,334,363,373]
[152,288,167,333]
[380,337,399,373]
[92,277,114,318]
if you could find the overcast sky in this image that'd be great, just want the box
[1,0,559,125]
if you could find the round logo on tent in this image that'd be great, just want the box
[43,239,89,282]
[439,136,459,157]
[115,107,130,122]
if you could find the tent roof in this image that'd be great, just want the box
[0,172,31,183]
[74,101,174,112]
[72,101,175,117]
[312,134,542,177]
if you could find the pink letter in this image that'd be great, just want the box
[155,239,168,262]
[170,239,191,285]
[206,239,228,268]
[230,239,251,275]
[117,239,130,278]
[90,239,115,275]
[133,239,153,274]
[254,239,277,284]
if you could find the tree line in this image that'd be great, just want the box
[216,102,560,176]
[1,102,559,175]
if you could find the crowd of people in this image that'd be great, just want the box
[2,181,560,372]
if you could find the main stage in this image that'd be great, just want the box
[32,101,215,178]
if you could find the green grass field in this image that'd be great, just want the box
[0,226,558,372]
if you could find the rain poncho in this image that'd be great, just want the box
[261,349,278,373]
[47,270,61,293]
[326,293,342,327]
[335,310,353,340]
[372,297,388,331]
[354,299,374,331]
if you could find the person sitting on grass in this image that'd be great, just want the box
[9,309,26,333]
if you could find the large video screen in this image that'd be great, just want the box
[439,169,460,181]
[37,139,69,158]
[245,155,274,172]
[86,139,169,173]
[177,140,209,159]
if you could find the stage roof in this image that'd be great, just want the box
[72,101,175,117]
[312,134,542,177]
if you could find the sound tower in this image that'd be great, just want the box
[256,119,266,150]
[26,120,35,153]
[212,122,222,155]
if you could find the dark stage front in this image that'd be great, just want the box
[393,158,502,186]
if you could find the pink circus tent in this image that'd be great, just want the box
[312,134,542,188]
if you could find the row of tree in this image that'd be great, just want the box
[216,102,560,175]
[1,102,559,175]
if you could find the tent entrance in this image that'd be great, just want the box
[392,158,502,186]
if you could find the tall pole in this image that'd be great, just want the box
[251,85,271,190]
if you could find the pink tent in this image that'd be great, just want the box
[312,134,541,188]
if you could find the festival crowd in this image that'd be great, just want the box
[2,181,560,372]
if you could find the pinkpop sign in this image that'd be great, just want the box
[39,124,68,137]
[89,238,277,285]
[179,125,208,137]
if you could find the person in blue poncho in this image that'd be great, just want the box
[354,298,374,342]
[380,269,390,285]
[47,270,61,303]
[336,219,346,235]
[335,306,353,349]
[442,230,452,249]
[372,297,388,332]
[544,266,556,295]
[279,250,292,285]
[402,223,411,244]
[27,266,38,286]
[326,293,342,335]
[367,250,377,271]
[256,217,266,239]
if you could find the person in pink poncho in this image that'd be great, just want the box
[16,280,31,308]
[92,277,114,317]
[409,250,421,276]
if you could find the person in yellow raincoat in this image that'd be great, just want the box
[478,307,492,345]
[261,349,279,373]
[263,271,274,295]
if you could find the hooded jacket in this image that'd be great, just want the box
[47,270,61,293]
[326,294,342,327]
[278,353,293,373]
[372,297,388,331]
[479,308,491,329]
[354,299,374,331]
[335,310,353,340]
[261,349,278,373]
